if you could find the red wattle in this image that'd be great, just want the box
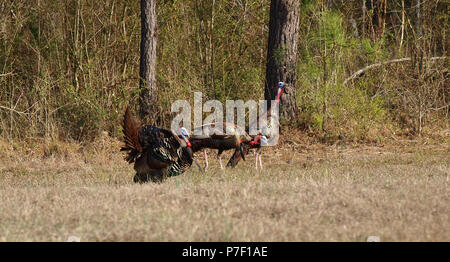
[187,141,192,147]
[276,90,282,103]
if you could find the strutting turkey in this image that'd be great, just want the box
[121,106,194,183]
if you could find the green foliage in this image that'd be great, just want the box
[298,5,387,139]
[296,1,446,141]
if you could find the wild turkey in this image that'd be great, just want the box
[226,135,268,169]
[226,82,285,169]
[249,135,268,169]
[189,122,252,170]
[121,106,194,183]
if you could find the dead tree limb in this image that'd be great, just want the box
[0,72,14,77]
[0,105,29,116]
[343,56,447,85]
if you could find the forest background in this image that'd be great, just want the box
[0,0,447,145]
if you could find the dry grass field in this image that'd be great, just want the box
[0,135,448,242]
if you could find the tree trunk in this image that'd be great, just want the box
[368,0,386,40]
[416,0,422,38]
[362,1,366,37]
[139,0,158,123]
[265,0,300,123]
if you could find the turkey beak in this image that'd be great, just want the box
[239,144,246,161]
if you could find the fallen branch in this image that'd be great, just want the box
[0,72,14,77]
[343,56,447,85]
[0,105,29,116]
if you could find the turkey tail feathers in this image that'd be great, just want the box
[121,106,142,163]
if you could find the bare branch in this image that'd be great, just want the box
[0,105,29,116]
[344,56,447,85]
[0,72,14,77]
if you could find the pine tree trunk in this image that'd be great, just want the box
[139,0,158,123]
[265,0,300,123]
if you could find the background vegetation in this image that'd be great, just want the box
[0,0,448,143]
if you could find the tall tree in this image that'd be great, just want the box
[139,0,158,123]
[265,0,300,123]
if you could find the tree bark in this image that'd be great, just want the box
[265,0,300,123]
[139,0,158,123]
